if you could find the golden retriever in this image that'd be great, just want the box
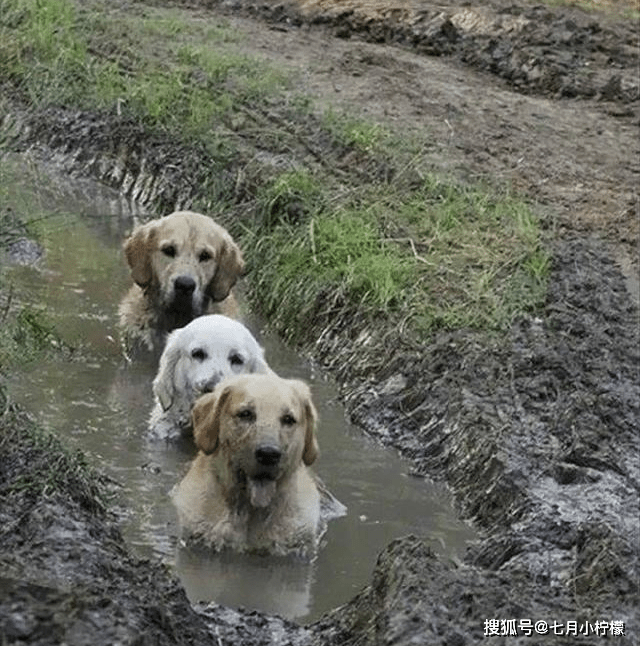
[149,315,272,440]
[172,374,322,558]
[118,211,244,354]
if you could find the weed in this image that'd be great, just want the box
[241,170,548,342]
[0,303,69,373]
[322,107,387,152]
[256,169,325,228]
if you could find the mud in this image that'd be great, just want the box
[313,237,640,643]
[1,0,639,644]
[198,0,640,101]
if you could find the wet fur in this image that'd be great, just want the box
[148,315,272,440]
[172,374,321,558]
[118,211,244,354]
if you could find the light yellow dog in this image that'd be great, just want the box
[118,211,244,353]
[172,374,322,558]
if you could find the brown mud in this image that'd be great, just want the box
[1,0,639,644]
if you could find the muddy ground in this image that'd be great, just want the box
[1,0,639,644]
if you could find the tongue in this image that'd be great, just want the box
[249,478,276,508]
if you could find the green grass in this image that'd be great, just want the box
[254,169,326,228]
[240,172,549,342]
[0,203,72,373]
[0,299,68,373]
[0,0,290,137]
[322,108,388,152]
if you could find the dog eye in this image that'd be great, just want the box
[229,353,244,366]
[162,244,176,258]
[199,250,212,262]
[191,348,207,361]
[236,408,255,422]
[281,413,296,426]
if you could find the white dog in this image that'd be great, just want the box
[149,315,271,440]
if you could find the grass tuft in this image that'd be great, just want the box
[241,173,549,342]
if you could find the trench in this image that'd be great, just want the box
[2,153,476,622]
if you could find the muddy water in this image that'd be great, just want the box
[2,154,476,621]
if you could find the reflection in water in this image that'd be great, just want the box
[177,546,315,619]
[3,154,476,621]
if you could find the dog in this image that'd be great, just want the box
[171,374,322,558]
[118,211,244,355]
[149,315,271,440]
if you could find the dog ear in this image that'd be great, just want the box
[207,236,245,302]
[123,223,156,288]
[152,330,181,411]
[192,388,230,455]
[250,346,273,376]
[294,381,319,466]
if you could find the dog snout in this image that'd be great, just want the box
[199,374,222,394]
[174,275,196,295]
[255,444,282,467]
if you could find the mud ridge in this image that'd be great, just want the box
[176,0,639,102]
[1,108,237,213]
[323,237,639,595]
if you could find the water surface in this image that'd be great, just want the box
[2,154,476,621]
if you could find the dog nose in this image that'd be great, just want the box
[255,445,282,466]
[200,374,222,393]
[174,275,196,295]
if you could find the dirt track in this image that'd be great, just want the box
[232,0,638,272]
[1,0,639,644]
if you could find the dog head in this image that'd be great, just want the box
[153,315,271,427]
[192,374,319,508]
[123,211,244,327]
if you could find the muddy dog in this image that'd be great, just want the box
[149,315,271,441]
[172,374,322,558]
[118,211,244,355]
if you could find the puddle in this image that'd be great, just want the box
[1,154,476,621]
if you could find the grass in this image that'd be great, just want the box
[322,108,387,153]
[241,170,548,342]
[0,304,66,370]
[0,200,74,374]
[1,0,550,345]
[0,0,290,137]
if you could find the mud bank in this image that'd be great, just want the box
[182,0,639,102]
[311,236,640,643]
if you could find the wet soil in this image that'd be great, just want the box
[184,0,640,272]
[1,0,639,644]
